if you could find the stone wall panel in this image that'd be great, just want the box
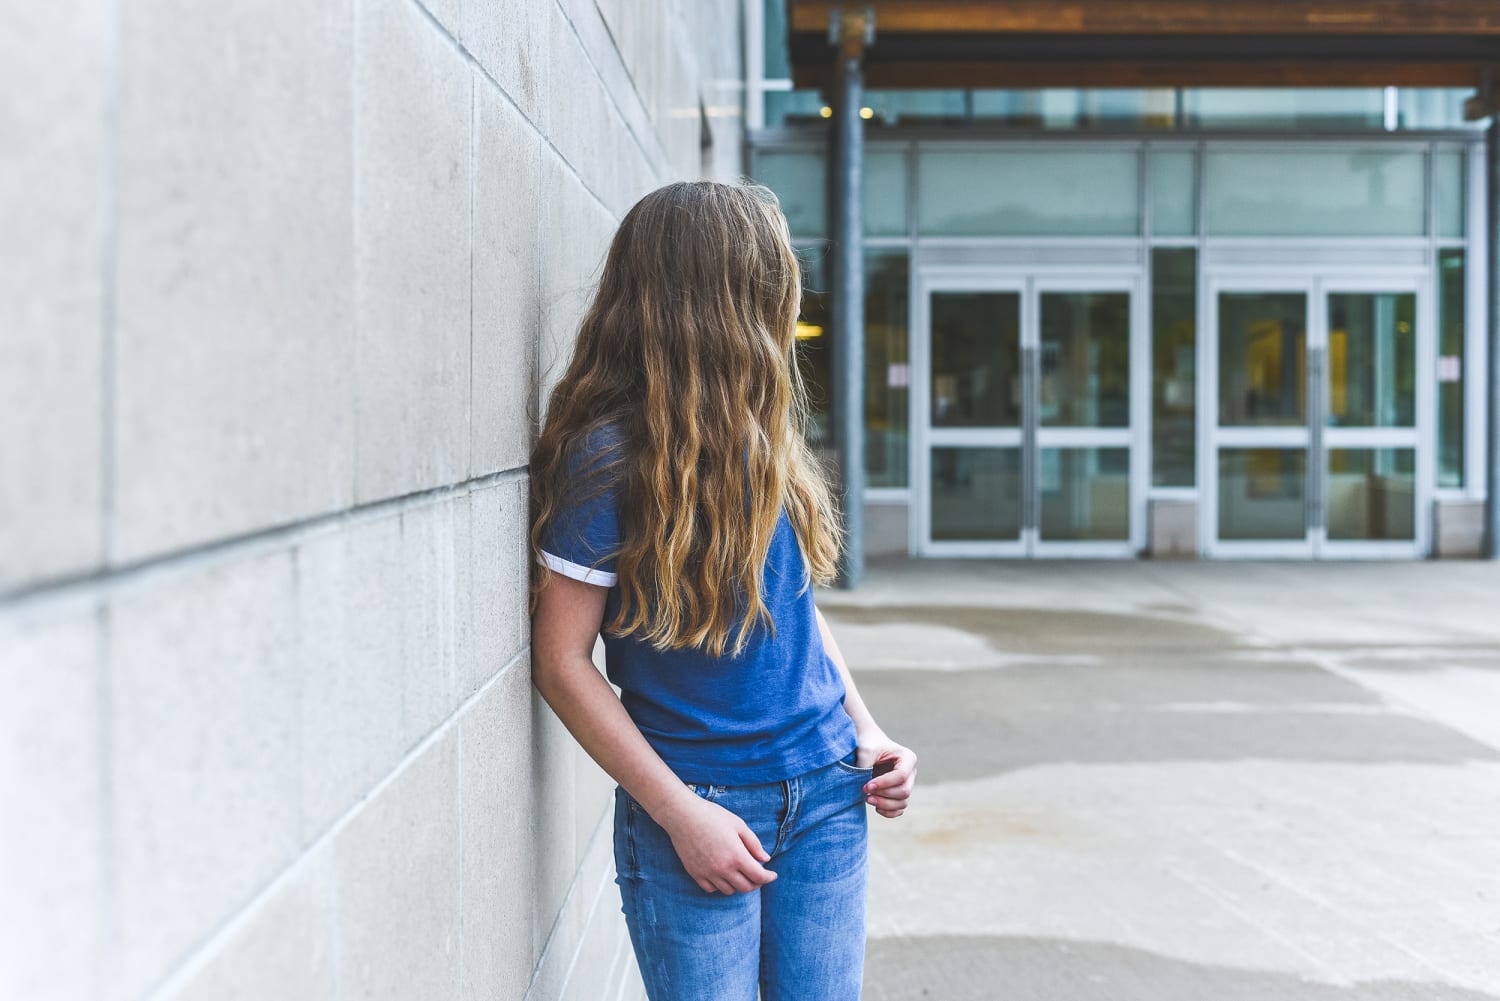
[113,0,356,562]
[297,514,406,842]
[399,497,462,747]
[109,551,301,999]
[333,727,461,1000]
[529,687,579,968]
[0,606,105,1001]
[460,660,537,1001]
[463,0,551,131]
[0,0,107,588]
[158,845,336,1001]
[354,0,472,503]
[472,82,543,477]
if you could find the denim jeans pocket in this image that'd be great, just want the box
[684,781,726,802]
[831,747,874,775]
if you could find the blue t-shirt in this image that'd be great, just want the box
[536,427,858,785]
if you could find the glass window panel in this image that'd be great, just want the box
[1326,293,1416,428]
[1218,292,1307,426]
[1398,89,1486,131]
[1150,150,1195,236]
[864,90,968,126]
[917,150,1139,236]
[795,248,911,486]
[753,150,826,238]
[1434,149,1465,238]
[865,151,907,236]
[970,89,1179,129]
[865,251,909,488]
[1039,292,1130,428]
[1039,448,1131,541]
[763,0,789,80]
[970,89,1046,126]
[1152,249,1197,486]
[1327,449,1416,542]
[1186,89,1384,130]
[792,245,831,448]
[1218,449,1307,541]
[1204,150,1425,236]
[763,87,1483,134]
[1438,249,1466,489]
[764,90,827,128]
[930,292,1022,427]
[931,448,1022,541]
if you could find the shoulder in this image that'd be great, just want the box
[565,421,628,481]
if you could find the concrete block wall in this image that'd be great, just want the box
[0,1,744,998]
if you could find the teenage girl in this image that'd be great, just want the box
[528,179,917,1001]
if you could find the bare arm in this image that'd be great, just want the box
[815,602,918,818]
[530,570,778,893]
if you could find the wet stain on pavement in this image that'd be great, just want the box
[852,662,1500,784]
[863,935,1500,1001]
[828,605,1240,656]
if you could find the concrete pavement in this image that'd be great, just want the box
[819,559,1500,1000]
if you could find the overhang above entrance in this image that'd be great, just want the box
[787,1,1500,90]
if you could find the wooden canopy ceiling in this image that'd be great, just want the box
[787,1,1500,91]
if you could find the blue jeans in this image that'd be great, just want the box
[613,747,872,1001]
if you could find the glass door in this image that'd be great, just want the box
[1320,283,1426,556]
[1204,276,1428,557]
[919,283,1027,555]
[913,271,1144,556]
[1033,280,1138,555]
[1206,283,1314,556]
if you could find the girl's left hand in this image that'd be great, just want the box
[855,731,916,819]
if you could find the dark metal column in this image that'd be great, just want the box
[830,7,872,587]
[1487,113,1500,557]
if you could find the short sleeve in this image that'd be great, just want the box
[537,429,623,587]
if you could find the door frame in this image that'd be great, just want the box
[1200,269,1434,559]
[910,264,1149,557]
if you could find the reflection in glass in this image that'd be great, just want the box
[1327,449,1416,541]
[752,150,826,238]
[1398,89,1487,132]
[1433,150,1465,238]
[1149,150,1195,236]
[918,150,1138,236]
[1219,293,1306,426]
[931,448,1022,541]
[1438,250,1466,489]
[762,0,790,78]
[1039,292,1130,427]
[1205,150,1425,237]
[865,152,907,236]
[1186,89,1384,130]
[930,292,1021,427]
[792,250,912,489]
[792,245,831,448]
[862,89,969,125]
[1152,249,1197,486]
[865,251,909,488]
[1326,293,1416,428]
[1219,449,1306,541]
[763,89,826,128]
[1039,448,1130,541]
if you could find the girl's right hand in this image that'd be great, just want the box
[659,795,778,895]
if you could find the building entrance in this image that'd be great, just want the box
[911,268,1147,556]
[1203,274,1432,557]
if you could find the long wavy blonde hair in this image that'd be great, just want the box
[528,179,843,657]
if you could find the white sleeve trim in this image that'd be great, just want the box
[538,550,618,587]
